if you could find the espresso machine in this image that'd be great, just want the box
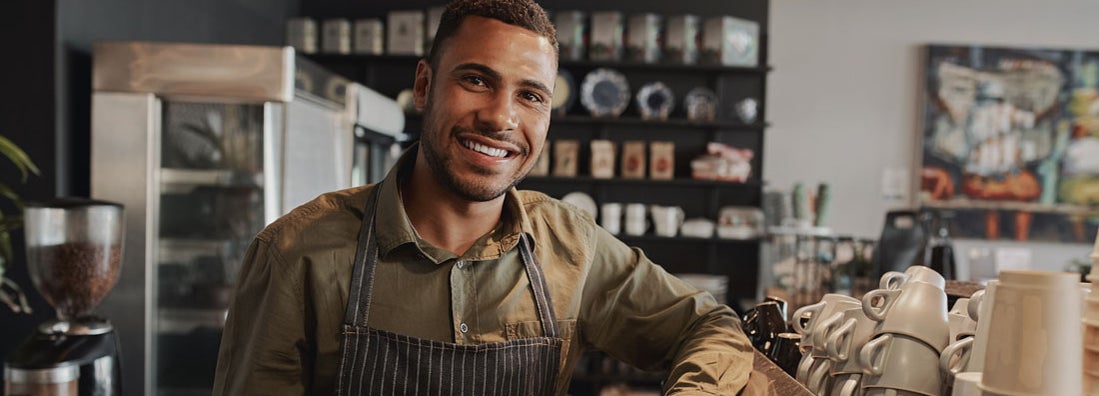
[4,198,124,396]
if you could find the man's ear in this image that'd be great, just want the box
[413,60,432,111]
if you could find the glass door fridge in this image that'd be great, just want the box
[89,41,388,396]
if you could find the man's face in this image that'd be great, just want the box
[413,16,557,202]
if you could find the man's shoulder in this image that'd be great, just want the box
[256,185,372,245]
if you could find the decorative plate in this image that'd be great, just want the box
[684,87,718,123]
[580,68,630,117]
[551,69,577,116]
[636,82,675,121]
[561,191,598,219]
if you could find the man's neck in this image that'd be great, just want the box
[399,152,506,256]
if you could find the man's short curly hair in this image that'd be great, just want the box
[427,0,558,66]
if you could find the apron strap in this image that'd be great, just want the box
[342,186,560,338]
[343,188,381,327]
[518,234,559,338]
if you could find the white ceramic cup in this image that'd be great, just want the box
[859,333,943,395]
[879,265,946,290]
[624,203,648,236]
[792,294,861,351]
[979,270,1083,396]
[966,282,996,373]
[651,205,684,237]
[948,312,977,341]
[825,307,877,376]
[862,279,950,351]
[949,298,970,316]
[951,372,982,396]
[939,335,974,384]
[830,373,861,396]
[600,203,623,235]
[805,356,834,395]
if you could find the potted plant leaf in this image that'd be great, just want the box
[0,134,39,313]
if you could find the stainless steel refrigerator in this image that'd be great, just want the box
[89,41,404,396]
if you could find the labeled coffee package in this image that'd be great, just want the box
[387,10,425,55]
[555,11,587,61]
[626,13,662,63]
[553,140,580,177]
[321,19,351,54]
[650,141,675,180]
[591,140,616,179]
[702,16,759,66]
[590,12,624,61]
[530,142,551,177]
[621,141,647,179]
[353,19,384,55]
[664,15,699,64]
[287,18,318,54]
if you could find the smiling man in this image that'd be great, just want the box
[212,0,754,395]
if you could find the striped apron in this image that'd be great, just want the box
[335,189,563,395]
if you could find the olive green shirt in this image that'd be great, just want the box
[213,152,753,395]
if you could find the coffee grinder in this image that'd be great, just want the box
[4,199,124,396]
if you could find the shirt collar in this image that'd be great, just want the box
[373,145,533,264]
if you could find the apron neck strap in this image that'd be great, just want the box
[343,185,560,338]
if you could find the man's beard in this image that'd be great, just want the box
[420,102,530,202]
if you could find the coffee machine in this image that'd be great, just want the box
[4,198,124,396]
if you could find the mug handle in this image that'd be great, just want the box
[939,336,975,378]
[792,301,825,335]
[837,375,861,396]
[795,353,815,383]
[825,318,856,362]
[861,288,901,322]
[879,271,909,290]
[811,312,844,354]
[858,334,891,376]
[968,289,985,322]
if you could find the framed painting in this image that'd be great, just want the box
[920,44,1099,243]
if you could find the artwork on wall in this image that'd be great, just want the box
[919,44,1099,243]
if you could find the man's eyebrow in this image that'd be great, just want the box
[452,62,551,96]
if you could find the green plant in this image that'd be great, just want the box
[0,135,39,313]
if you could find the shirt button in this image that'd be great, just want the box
[456,261,465,269]
[460,323,469,333]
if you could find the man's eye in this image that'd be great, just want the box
[464,75,487,87]
[521,92,544,103]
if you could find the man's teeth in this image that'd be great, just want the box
[464,140,508,158]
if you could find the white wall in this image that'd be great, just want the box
[767,0,1099,272]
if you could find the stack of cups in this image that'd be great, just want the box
[857,266,949,396]
[1086,232,1099,395]
[791,293,861,394]
[979,270,1082,396]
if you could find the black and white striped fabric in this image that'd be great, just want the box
[335,189,563,395]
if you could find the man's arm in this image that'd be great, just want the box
[580,228,755,394]
[212,237,309,395]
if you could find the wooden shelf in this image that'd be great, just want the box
[304,53,771,74]
[521,176,763,189]
[551,115,768,130]
[617,234,760,244]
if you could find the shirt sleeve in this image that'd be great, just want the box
[579,227,755,394]
[212,237,310,396]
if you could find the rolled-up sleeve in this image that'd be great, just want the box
[213,237,309,396]
[580,228,755,394]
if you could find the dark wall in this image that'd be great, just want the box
[0,0,298,393]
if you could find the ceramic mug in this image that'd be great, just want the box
[862,280,950,351]
[600,203,623,235]
[651,205,685,237]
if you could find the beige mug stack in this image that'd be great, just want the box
[791,266,953,396]
[792,293,861,395]
[857,266,949,396]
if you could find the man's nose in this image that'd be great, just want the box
[476,92,519,131]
